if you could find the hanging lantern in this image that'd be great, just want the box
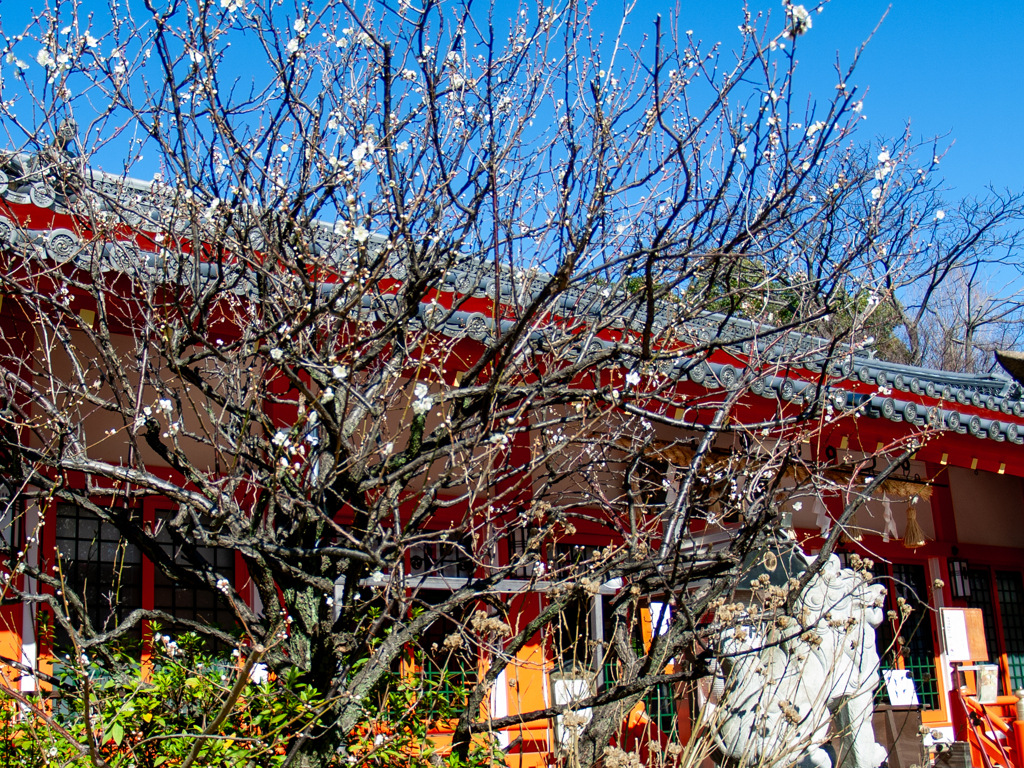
[902,496,927,550]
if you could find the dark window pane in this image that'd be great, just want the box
[147,510,236,650]
[78,519,98,540]
[100,542,119,562]
[54,505,142,649]
[965,569,1001,676]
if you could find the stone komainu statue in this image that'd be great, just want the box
[710,554,889,768]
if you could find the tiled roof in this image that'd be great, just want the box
[1,159,1020,444]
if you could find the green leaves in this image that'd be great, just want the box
[104,721,125,746]
[2,631,327,767]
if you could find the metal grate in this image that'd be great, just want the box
[421,654,474,703]
[996,572,1024,690]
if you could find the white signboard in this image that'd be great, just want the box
[942,608,972,662]
[649,601,671,636]
[883,669,919,706]
[552,677,592,745]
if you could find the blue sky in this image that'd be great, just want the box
[589,0,1023,204]
[0,0,1018,205]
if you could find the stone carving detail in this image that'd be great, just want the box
[711,555,888,768]
[0,216,16,246]
[29,182,57,209]
[45,229,80,261]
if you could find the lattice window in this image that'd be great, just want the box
[507,524,540,578]
[0,482,22,549]
[596,596,678,738]
[890,563,940,710]
[996,571,1024,691]
[54,504,142,645]
[414,589,476,703]
[152,511,235,635]
[871,561,940,710]
[643,682,680,738]
[553,593,593,675]
[409,539,474,579]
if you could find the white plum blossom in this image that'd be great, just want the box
[805,121,826,138]
[220,0,244,10]
[293,18,306,33]
[36,50,54,68]
[412,382,432,415]
[735,142,747,161]
[352,141,374,172]
[785,4,812,37]
[270,347,284,361]
[321,387,335,403]
[870,187,882,200]
[352,226,369,243]
[934,210,945,221]
[85,33,99,48]
[216,578,231,593]
[332,364,348,380]
[286,38,300,55]
[249,663,269,684]
[625,370,641,387]
[272,430,289,447]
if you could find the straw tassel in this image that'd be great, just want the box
[841,511,864,544]
[903,495,927,549]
